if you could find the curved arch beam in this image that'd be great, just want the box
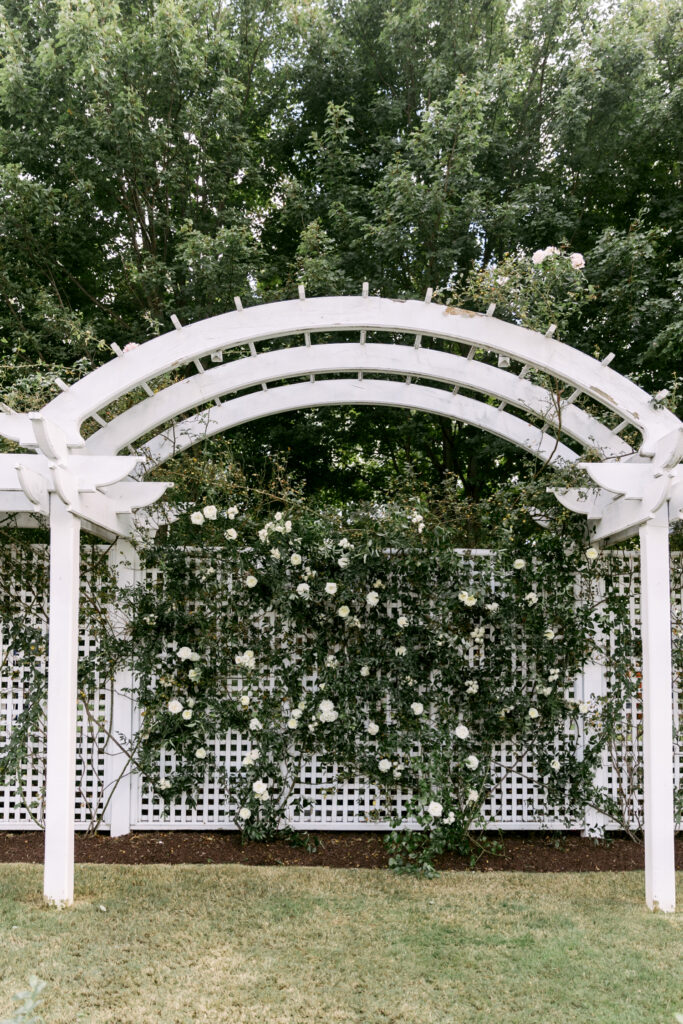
[40,296,679,454]
[136,378,578,471]
[86,343,631,458]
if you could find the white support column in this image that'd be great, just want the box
[104,539,139,838]
[582,575,609,837]
[43,496,81,906]
[639,506,676,912]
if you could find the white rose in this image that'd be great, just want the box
[550,758,561,771]
[287,718,299,729]
[378,758,392,772]
[410,702,424,716]
[339,538,351,549]
[360,665,370,677]
[245,575,258,588]
[291,708,302,719]
[239,695,250,707]
[296,582,310,598]
[578,702,589,714]
[485,602,499,613]
[238,807,252,820]
[284,520,292,532]
[543,629,555,640]
[338,556,350,568]
[203,505,217,520]
[190,511,205,526]
[466,789,479,804]
[177,646,192,661]
[319,699,335,713]
[270,547,281,559]
[444,812,456,825]
[525,592,538,605]
[249,717,262,731]
[585,547,599,560]
[465,680,478,695]
[427,801,443,818]
[366,722,380,735]
[252,780,268,796]
[570,252,585,270]
[257,528,269,543]
[274,511,283,522]
[167,699,183,714]
[465,755,479,770]
[188,668,200,681]
[528,707,539,719]
[540,686,552,696]
[395,645,407,656]
[181,709,192,720]
[227,506,239,519]
[224,528,238,541]
[189,651,200,662]
[455,724,470,740]
[366,590,380,607]
[531,249,547,265]
[290,553,302,566]
[397,615,408,628]
[513,558,526,570]
[325,582,338,595]
[325,654,338,668]
[250,748,260,760]
[320,709,339,723]
[337,605,350,618]
[159,779,171,790]
[195,748,207,759]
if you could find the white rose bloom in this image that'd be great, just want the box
[550,758,561,771]
[181,709,192,720]
[189,651,200,662]
[543,629,556,640]
[238,807,252,820]
[465,680,479,695]
[177,646,192,661]
[325,654,338,667]
[525,592,539,605]
[339,538,351,549]
[395,645,407,656]
[427,801,443,818]
[528,707,539,719]
[360,665,370,677]
[203,505,217,520]
[320,708,339,722]
[338,556,350,568]
[159,779,171,790]
[252,780,268,796]
[325,582,338,595]
[274,511,283,522]
[366,590,380,607]
[531,249,547,265]
[570,252,585,270]
[466,789,479,804]
[378,758,392,772]
[585,547,599,560]
[444,812,456,825]
[540,686,552,696]
[195,748,207,759]
[287,718,299,729]
[291,708,302,719]
[225,528,238,541]
[227,506,239,519]
[190,511,205,526]
[410,702,424,716]
[235,649,256,670]
[485,602,499,613]
[167,699,183,714]
[270,547,281,560]
[239,695,250,707]
[250,748,260,760]
[284,520,292,532]
[366,721,380,735]
[338,605,350,618]
[249,717,263,731]
[470,626,486,641]
[296,582,310,598]
[290,553,302,566]
[455,724,470,740]
[397,615,408,628]
[186,697,196,708]
[242,754,254,767]
[465,755,479,770]
[513,558,526,569]
[257,528,269,543]
[578,702,589,714]
[188,668,200,681]
[549,668,561,680]
[245,575,258,588]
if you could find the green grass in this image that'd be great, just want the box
[0,866,680,1024]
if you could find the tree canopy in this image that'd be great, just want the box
[0,0,681,499]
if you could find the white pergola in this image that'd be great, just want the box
[0,291,680,910]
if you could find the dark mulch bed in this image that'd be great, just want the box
[1,830,682,872]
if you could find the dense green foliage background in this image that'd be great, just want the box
[0,0,681,497]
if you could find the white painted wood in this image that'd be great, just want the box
[38,296,679,452]
[639,507,676,912]
[43,496,81,906]
[136,378,577,469]
[86,343,631,458]
[104,540,139,838]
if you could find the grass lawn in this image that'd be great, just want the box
[0,866,680,1024]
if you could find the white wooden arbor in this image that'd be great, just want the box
[0,291,681,910]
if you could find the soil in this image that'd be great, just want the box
[0,830,682,872]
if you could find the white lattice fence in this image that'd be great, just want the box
[1,548,681,831]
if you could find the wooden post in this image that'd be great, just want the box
[639,507,676,912]
[104,539,139,837]
[43,496,81,906]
